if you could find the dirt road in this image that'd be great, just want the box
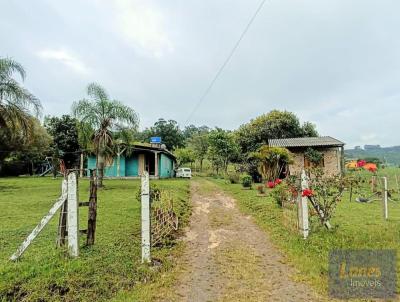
[163,179,324,302]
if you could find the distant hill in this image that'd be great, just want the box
[345,145,400,166]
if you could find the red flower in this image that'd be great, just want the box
[357,160,366,167]
[302,188,314,197]
[266,181,276,188]
[274,179,282,185]
[368,166,377,173]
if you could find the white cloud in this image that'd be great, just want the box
[36,49,90,75]
[361,133,378,142]
[112,0,174,58]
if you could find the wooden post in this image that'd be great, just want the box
[349,184,353,202]
[86,170,98,246]
[371,176,377,193]
[10,180,68,261]
[80,152,84,178]
[67,172,79,257]
[141,171,151,263]
[382,177,388,220]
[298,170,309,239]
[57,200,68,247]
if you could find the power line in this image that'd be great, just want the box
[184,0,268,126]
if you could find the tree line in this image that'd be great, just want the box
[0,57,319,183]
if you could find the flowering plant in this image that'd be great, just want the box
[357,160,366,167]
[301,188,314,197]
[306,168,346,227]
[270,180,290,207]
[274,179,282,185]
[266,181,276,189]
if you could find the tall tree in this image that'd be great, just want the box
[0,118,51,176]
[188,132,209,171]
[174,148,196,167]
[141,118,184,150]
[301,121,318,137]
[236,110,318,154]
[208,128,240,174]
[72,83,139,187]
[0,57,41,135]
[183,124,210,141]
[44,115,81,169]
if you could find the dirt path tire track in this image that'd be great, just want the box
[164,179,326,302]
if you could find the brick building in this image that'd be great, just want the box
[268,136,345,176]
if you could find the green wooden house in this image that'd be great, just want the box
[87,142,176,178]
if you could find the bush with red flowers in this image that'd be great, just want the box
[266,181,276,189]
[270,181,290,207]
[274,179,282,185]
[301,188,314,197]
[357,160,366,167]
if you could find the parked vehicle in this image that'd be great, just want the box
[176,167,192,178]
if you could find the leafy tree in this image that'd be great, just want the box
[183,124,210,140]
[0,118,51,175]
[301,121,318,137]
[72,83,139,187]
[188,132,209,171]
[174,148,196,167]
[44,115,81,169]
[207,128,240,174]
[0,57,41,135]
[236,110,318,154]
[141,118,184,150]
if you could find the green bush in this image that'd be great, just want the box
[227,173,240,184]
[270,181,290,207]
[136,183,162,202]
[240,174,252,188]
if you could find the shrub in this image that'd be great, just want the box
[136,183,162,202]
[227,173,240,184]
[304,147,323,165]
[250,146,293,181]
[270,181,290,207]
[307,169,345,226]
[240,174,252,188]
[256,185,265,194]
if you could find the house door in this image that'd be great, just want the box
[145,153,155,176]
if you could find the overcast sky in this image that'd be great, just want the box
[1,0,399,148]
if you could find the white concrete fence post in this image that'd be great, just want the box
[141,171,151,263]
[298,170,309,239]
[67,172,79,257]
[382,177,388,220]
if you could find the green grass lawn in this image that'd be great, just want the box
[210,167,400,295]
[0,177,190,301]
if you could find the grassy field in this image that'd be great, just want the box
[0,177,190,302]
[210,167,400,295]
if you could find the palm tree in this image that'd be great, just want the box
[0,57,41,135]
[72,83,139,187]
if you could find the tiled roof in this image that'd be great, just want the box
[268,136,344,148]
